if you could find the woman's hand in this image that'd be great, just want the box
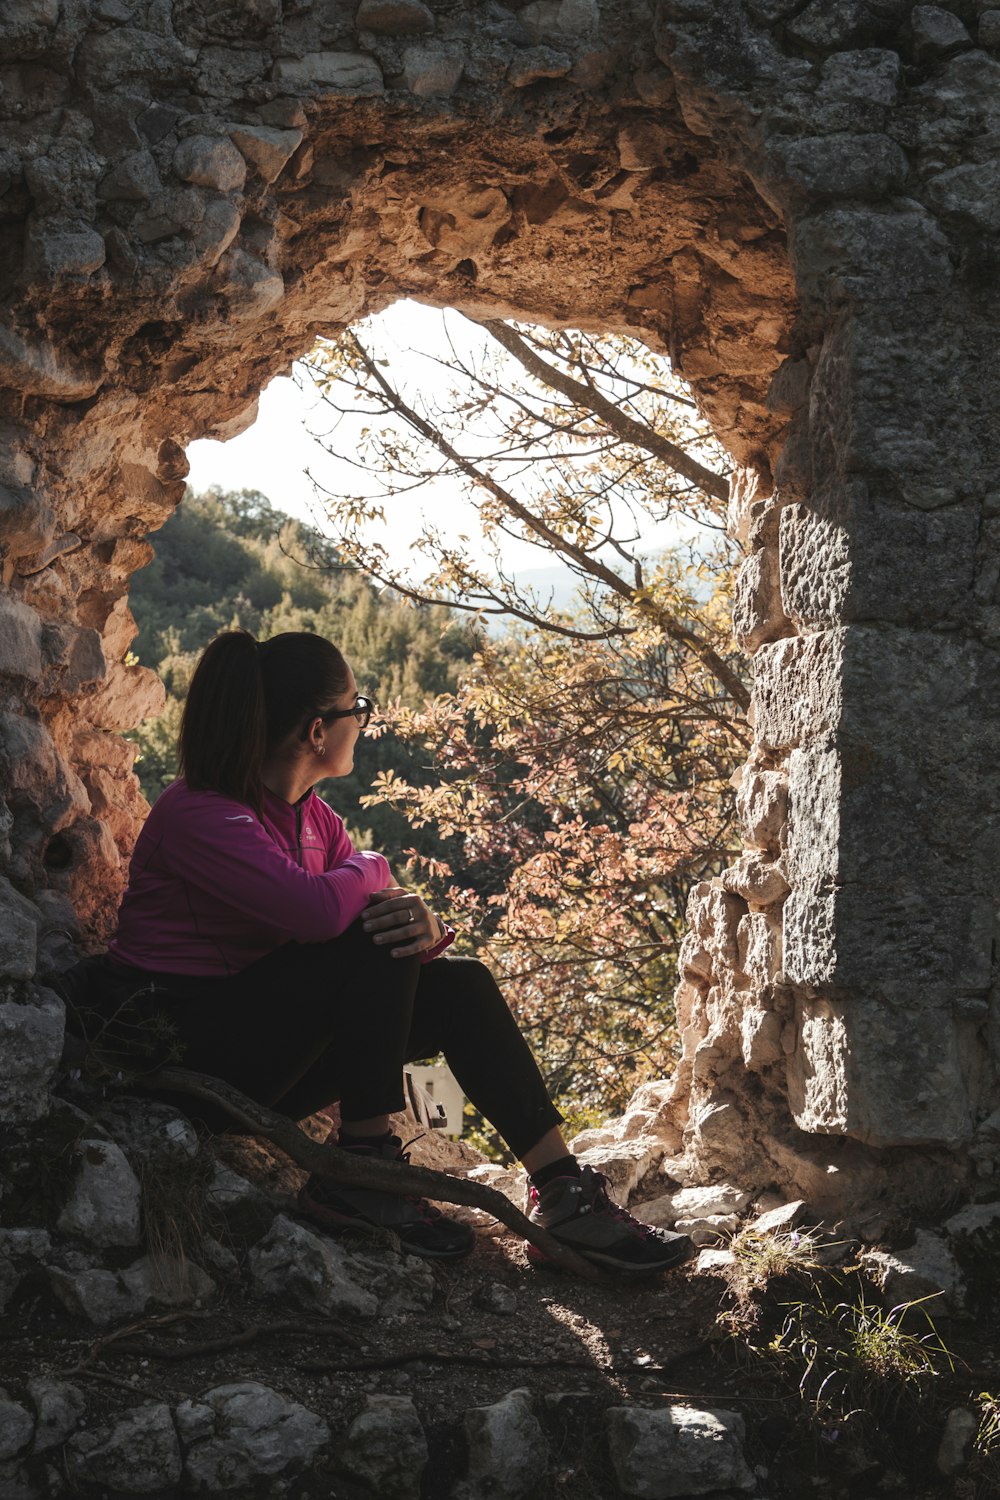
[363,887,445,958]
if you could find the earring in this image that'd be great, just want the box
[314,743,324,757]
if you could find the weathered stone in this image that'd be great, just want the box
[674,1213,740,1245]
[944,1201,1000,1241]
[0,879,38,981]
[97,150,161,203]
[980,11,1000,48]
[173,134,246,194]
[0,1394,32,1465]
[24,223,106,281]
[401,43,465,96]
[47,1264,142,1326]
[722,851,788,907]
[0,989,63,1122]
[271,51,384,92]
[520,0,598,40]
[57,1140,142,1248]
[737,911,782,989]
[216,248,285,320]
[732,548,786,652]
[227,126,303,186]
[573,1140,664,1203]
[27,1380,85,1453]
[356,0,434,33]
[508,46,573,86]
[119,1254,216,1309]
[937,1407,977,1477]
[249,1214,378,1317]
[787,992,973,1147]
[181,1383,329,1492]
[338,1394,428,1499]
[866,1230,964,1312]
[0,328,101,401]
[907,6,972,60]
[67,1403,181,1494]
[765,133,909,202]
[735,767,787,851]
[460,1389,547,1500]
[605,1404,754,1498]
[749,1199,806,1234]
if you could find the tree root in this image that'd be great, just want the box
[144,1065,598,1280]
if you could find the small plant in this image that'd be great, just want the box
[768,1291,954,1437]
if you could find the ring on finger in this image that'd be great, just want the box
[406,905,416,924]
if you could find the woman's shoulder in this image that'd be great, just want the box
[152,779,258,825]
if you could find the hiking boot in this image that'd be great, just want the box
[526,1165,692,1274]
[297,1134,475,1261]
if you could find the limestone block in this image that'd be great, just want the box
[766,355,811,415]
[401,44,465,96]
[737,911,782,989]
[0,1394,33,1463]
[677,931,711,983]
[356,0,434,32]
[174,134,246,193]
[24,221,106,281]
[749,1199,806,1235]
[735,767,787,850]
[57,1141,142,1248]
[0,877,39,980]
[695,1247,735,1273]
[605,1404,754,1498]
[787,992,973,1146]
[866,1230,964,1311]
[272,51,384,93]
[573,1140,664,1203]
[28,1380,85,1453]
[460,1389,547,1500]
[924,160,1000,233]
[937,1408,977,1478]
[981,11,1000,48]
[753,632,843,751]
[47,1265,145,1327]
[0,484,56,557]
[740,1005,783,1071]
[520,0,598,39]
[907,6,972,60]
[687,882,744,969]
[783,744,838,889]
[338,1395,428,1499]
[228,126,302,186]
[181,1383,329,1492]
[67,1403,181,1494]
[726,463,769,548]
[765,133,909,202]
[43,623,106,693]
[791,206,952,307]
[674,1213,740,1246]
[77,28,196,88]
[732,547,787,653]
[508,46,572,86]
[722,851,789,907]
[249,1214,378,1317]
[944,1201,1000,1242]
[786,0,891,50]
[813,48,901,131]
[216,248,285,320]
[662,1183,751,1220]
[86,662,164,731]
[97,149,160,203]
[0,987,63,1122]
[119,1254,216,1309]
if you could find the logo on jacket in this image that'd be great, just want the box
[224,815,254,823]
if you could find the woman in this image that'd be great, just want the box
[107,630,689,1272]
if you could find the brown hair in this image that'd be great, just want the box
[178,630,351,810]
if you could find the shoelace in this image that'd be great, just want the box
[588,1172,660,1241]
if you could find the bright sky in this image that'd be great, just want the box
[187,300,558,575]
[190,299,721,571]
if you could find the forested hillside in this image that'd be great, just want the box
[126,486,477,862]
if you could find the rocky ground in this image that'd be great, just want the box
[1,1089,999,1499]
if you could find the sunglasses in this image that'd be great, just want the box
[311,694,375,732]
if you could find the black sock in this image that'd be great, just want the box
[530,1155,582,1191]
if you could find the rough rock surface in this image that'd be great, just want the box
[0,0,997,1233]
[605,1403,755,1498]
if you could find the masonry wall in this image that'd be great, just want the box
[1,0,998,1217]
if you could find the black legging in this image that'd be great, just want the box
[107,919,562,1160]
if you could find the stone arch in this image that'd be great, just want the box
[2,0,998,1219]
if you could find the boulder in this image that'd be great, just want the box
[458,1388,548,1500]
[27,1380,85,1453]
[0,1394,33,1463]
[57,1140,142,1248]
[338,1394,428,1499]
[67,1402,181,1493]
[605,1404,755,1498]
[181,1382,329,1492]
[0,987,64,1123]
[249,1214,378,1317]
[866,1230,964,1312]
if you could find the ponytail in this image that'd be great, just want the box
[179,631,268,811]
[178,629,350,811]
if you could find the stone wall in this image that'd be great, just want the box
[0,0,998,1216]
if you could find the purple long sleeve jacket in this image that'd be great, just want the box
[109,779,453,976]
